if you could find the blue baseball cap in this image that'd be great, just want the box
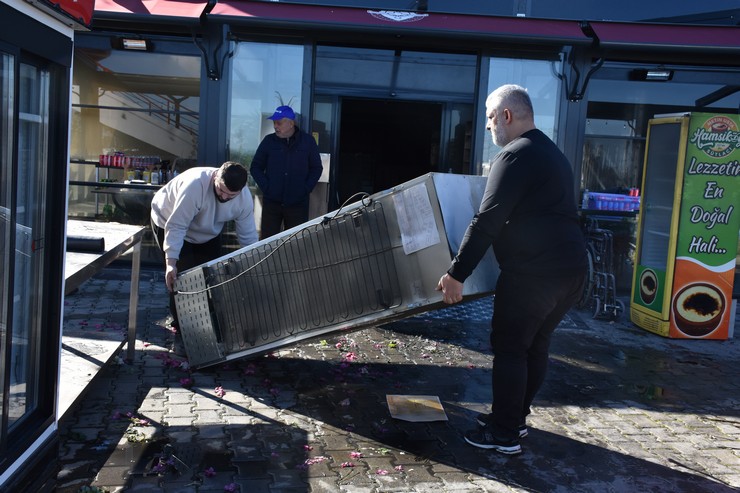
[267,105,296,121]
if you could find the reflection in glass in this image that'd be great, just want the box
[228,42,304,167]
[69,46,201,220]
[483,58,562,175]
[0,52,14,438]
[8,62,50,427]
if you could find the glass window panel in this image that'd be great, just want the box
[582,65,740,195]
[9,62,50,427]
[443,103,474,174]
[228,42,304,166]
[314,46,476,99]
[483,58,562,175]
[69,46,201,219]
[0,51,15,440]
[71,48,200,161]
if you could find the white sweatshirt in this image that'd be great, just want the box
[150,167,258,260]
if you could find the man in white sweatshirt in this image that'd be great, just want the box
[150,161,258,327]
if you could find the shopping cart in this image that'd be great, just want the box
[577,217,625,320]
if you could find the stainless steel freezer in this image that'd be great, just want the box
[174,172,499,368]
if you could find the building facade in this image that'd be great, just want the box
[68,0,740,280]
[1,0,738,488]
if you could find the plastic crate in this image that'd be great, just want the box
[587,192,640,211]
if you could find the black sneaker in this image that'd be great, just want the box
[464,429,522,455]
[475,413,528,438]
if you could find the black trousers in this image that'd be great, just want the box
[151,219,222,325]
[260,199,308,240]
[488,268,587,440]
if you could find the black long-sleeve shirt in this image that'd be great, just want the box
[448,129,587,281]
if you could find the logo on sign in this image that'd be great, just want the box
[689,116,739,158]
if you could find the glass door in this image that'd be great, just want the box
[7,61,50,428]
[0,51,14,443]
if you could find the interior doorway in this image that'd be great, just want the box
[335,98,442,206]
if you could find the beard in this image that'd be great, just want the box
[492,125,509,147]
[214,184,231,203]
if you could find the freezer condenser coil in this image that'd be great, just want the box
[175,201,401,367]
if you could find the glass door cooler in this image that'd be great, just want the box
[631,112,739,339]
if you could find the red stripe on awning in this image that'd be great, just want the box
[589,21,740,50]
[49,0,96,25]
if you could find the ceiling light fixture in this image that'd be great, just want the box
[630,68,674,82]
[121,39,150,51]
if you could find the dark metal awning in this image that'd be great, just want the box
[209,1,591,44]
[94,0,591,45]
[587,20,740,53]
[93,1,740,53]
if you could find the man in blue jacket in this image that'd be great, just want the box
[250,105,323,239]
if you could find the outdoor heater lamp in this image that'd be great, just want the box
[631,69,674,81]
[112,37,152,51]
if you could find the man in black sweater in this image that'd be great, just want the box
[437,84,587,455]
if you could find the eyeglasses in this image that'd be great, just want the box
[215,180,240,200]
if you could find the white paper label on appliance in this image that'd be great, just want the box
[392,182,441,255]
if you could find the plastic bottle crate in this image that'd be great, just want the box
[587,192,640,211]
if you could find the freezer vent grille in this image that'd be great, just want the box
[204,201,401,354]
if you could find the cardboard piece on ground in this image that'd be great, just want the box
[386,395,448,422]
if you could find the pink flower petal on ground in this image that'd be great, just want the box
[303,445,313,451]
[350,451,363,459]
[214,386,225,398]
[223,483,238,492]
[204,466,216,478]
[341,462,354,468]
[394,465,404,471]
[301,456,329,467]
[376,469,389,475]
[79,321,88,326]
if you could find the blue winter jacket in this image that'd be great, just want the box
[250,128,323,207]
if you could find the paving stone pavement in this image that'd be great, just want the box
[55,267,740,493]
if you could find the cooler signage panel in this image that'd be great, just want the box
[671,113,740,339]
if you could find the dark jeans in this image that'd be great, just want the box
[488,269,586,440]
[260,199,308,240]
[151,219,223,325]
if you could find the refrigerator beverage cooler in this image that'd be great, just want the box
[631,112,739,339]
[174,173,499,368]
